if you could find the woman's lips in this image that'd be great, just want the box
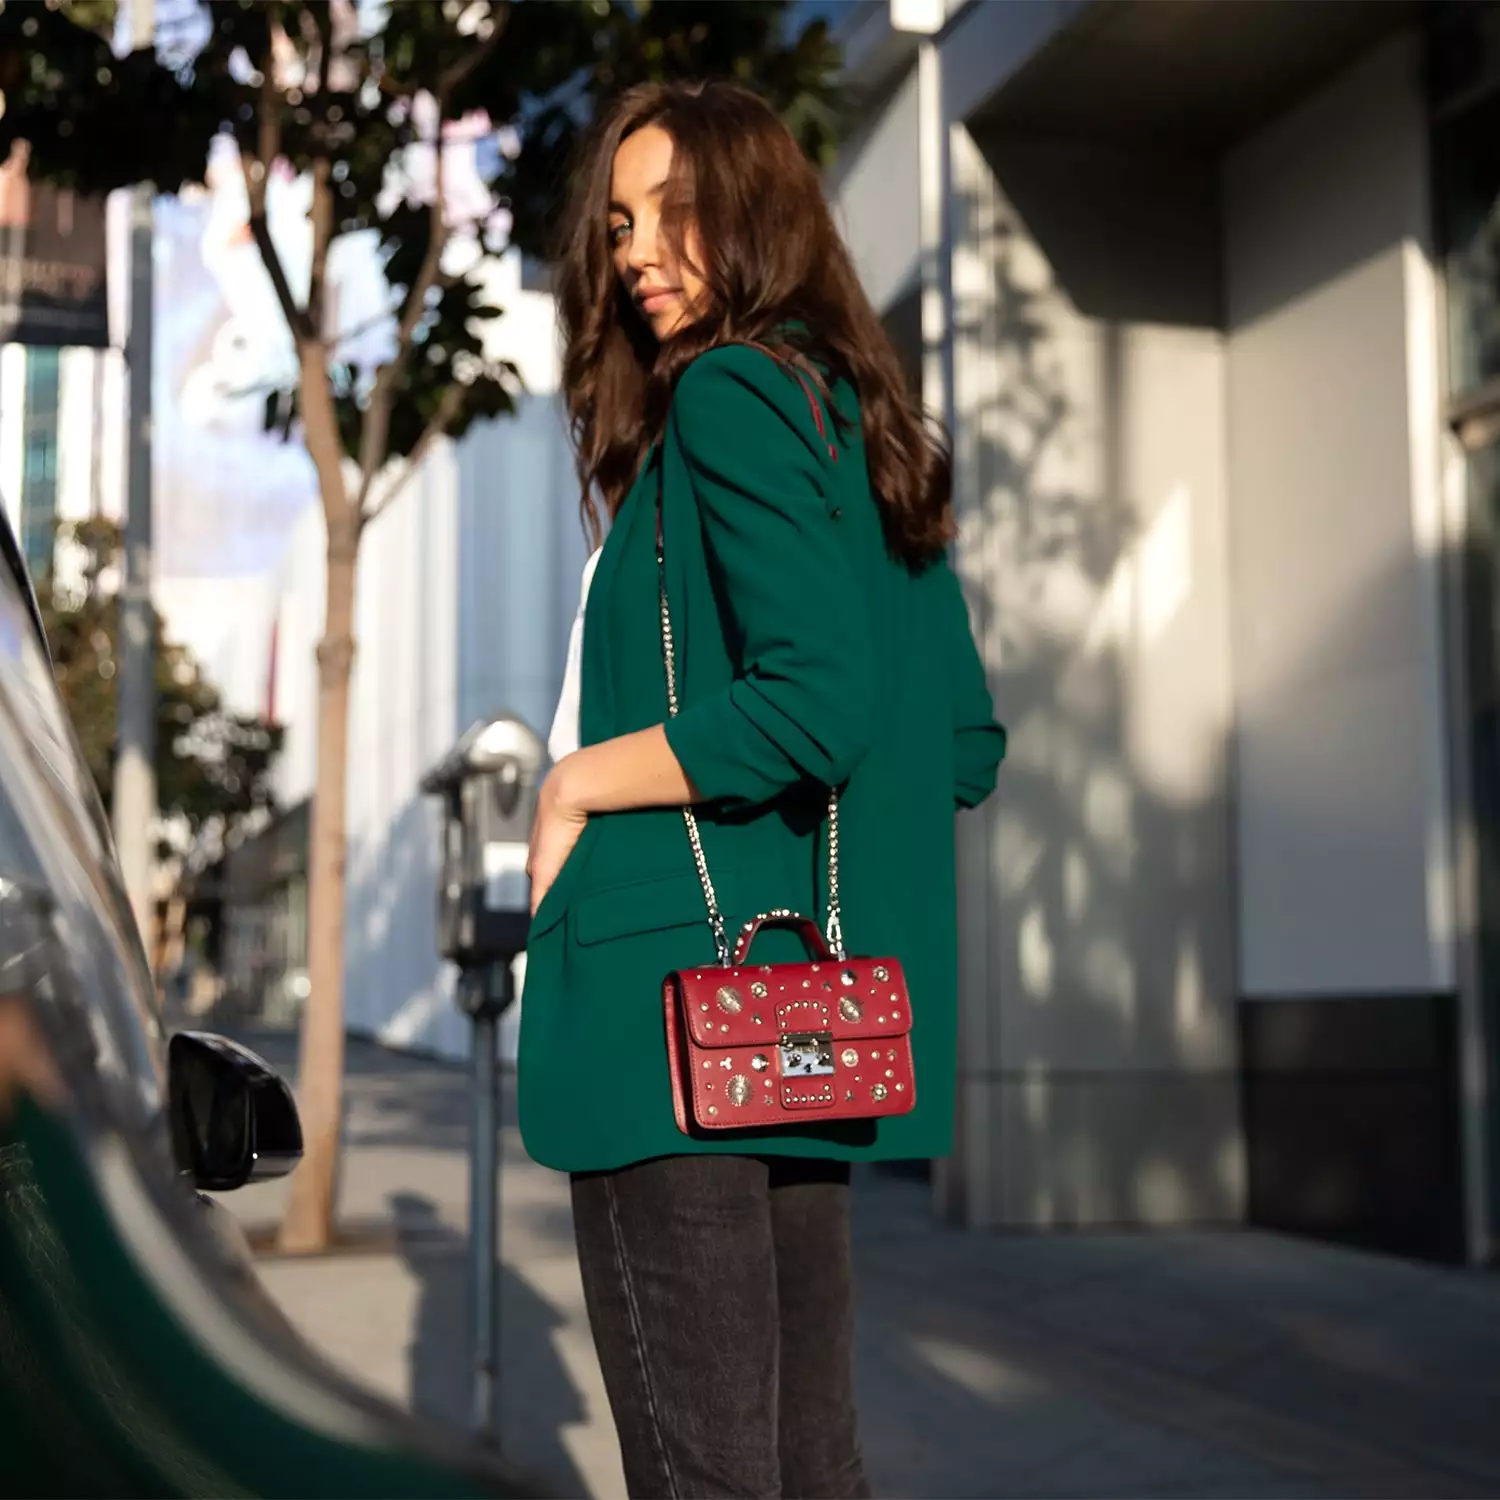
[639,288,678,316]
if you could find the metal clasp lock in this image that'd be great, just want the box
[778,1031,835,1078]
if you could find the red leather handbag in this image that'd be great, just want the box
[655,355,916,1134]
[662,912,917,1132]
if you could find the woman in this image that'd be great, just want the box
[523,81,1006,1500]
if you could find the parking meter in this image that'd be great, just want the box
[422,713,545,1016]
[421,710,546,1446]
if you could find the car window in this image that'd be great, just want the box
[0,550,164,1122]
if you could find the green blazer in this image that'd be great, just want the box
[519,345,1005,1173]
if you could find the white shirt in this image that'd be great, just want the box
[547,547,603,763]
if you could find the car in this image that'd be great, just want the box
[0,503,542,1499]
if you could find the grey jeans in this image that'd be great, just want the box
[570,1154,871,1500]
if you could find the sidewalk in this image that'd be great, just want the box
[222,1031,1500,1499]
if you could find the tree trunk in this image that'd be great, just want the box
[278,354,360,1255]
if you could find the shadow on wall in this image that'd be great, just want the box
[948,123,1242,1228]
[951,50,1471,1253]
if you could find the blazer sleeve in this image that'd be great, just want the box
[662,348,877,810]
[933,558,1006,809]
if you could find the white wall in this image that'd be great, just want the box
[1224,32,1451,997]
[947,119,1241,1229]
[828,63,922,315]
[342,438,468,1058]
[265,254,587,1062]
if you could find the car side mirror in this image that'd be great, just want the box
[167,1032,303,1192]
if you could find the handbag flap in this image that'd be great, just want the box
[677,956,911,1048]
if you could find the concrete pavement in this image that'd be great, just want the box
[221,1031,1500,1499]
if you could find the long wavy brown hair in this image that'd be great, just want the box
[555,80,952,567]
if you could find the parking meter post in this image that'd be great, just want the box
[420,712,542,1451]
[468,960,511,1443]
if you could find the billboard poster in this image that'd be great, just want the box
[0,141,110,348]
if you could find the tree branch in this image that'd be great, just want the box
[438,7,507,95]
[353,8,507,504]
[323,267,464,361]
[304,1,335,343]
[244,25,313,345]
[360,382,466,528]
[311,5,333,97]
[356,108,451,494]
[308,156,334,338]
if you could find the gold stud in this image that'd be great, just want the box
[751,981,768,999]
[752,1053,769,1071]
[727,1075,752,1107]
[720,1024,730,1034]
[885,1069,894,1078]
[896,1083,905,1092]
[873,965,889,982]
[872,1083,889,1102]
[841,969,857,987]
[840,1047,860,1068]
[709,1105,719,1116]
[716,985,743,1015]
[839,996,863,1024]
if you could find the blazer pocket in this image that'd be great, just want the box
[529,818,603,940]
[573,869,737,947]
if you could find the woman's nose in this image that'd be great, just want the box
[626,224,656,275]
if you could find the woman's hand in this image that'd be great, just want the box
[525,728,698,916]
[527,760,590,916]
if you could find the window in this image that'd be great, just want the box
[19,347,60,578]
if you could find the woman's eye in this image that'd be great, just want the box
[608,221,630,248]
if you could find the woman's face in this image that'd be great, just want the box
[608,124,706,341]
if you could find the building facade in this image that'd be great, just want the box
[0,343,126,567]
[833,0,1500,1263]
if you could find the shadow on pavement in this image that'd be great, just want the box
[389,1190,592,1500]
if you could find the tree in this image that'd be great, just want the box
[0,0,842,1252]
[35,517,282,875]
